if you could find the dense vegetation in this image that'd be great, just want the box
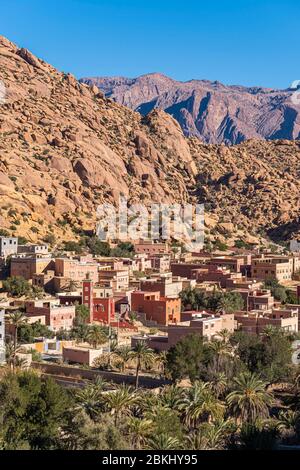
[62,238,135,258]
[2,327,300,450]
[180,287,244,312]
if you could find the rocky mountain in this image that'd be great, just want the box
[1,35,300,246]
[80,73,300,145]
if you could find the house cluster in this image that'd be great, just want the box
[1,236,300,362]
[132,249,300,350]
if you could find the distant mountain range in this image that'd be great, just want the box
[80,73,300,145]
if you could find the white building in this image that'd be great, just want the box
[0,237,18,258]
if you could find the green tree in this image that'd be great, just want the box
[104,384,139,426]
[63,279,80,293]
[145,434,181,450]
[2,276,31,297]
[226,372,273,424]
[159,384,184,411]
[71,323,89,344]
[127,417,153,449]
[179,287,206,310]
[187,420,235,450]
[86,325,107,349]
[130,341,155,388]
[74,385,104,420]
[110,242,135,258]
[208,339,233,372]
[75,304,90,324]
[179,381,224,427]
[145,404,184,440]
[86,238,111,256]
[215,291,244,313]
[63,241,84,254]
[7,311,28,371]
[18,322,54,343]
[112,345,132,372]
[0,371,70,449]
[231,330,292,382]
[166,334,205,382]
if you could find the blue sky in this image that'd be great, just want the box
[1,0,299,88]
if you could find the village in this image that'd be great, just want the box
[1,234,300,385]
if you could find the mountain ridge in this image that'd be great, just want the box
[80,73,300,145]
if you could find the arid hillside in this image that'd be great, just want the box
[0,36,300,245]
[0,36,197,243]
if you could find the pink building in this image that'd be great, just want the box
[82,278,115,324]
[25,300,75,332]
[149,255,171,273]
[63,346,103,366]
[234,308,298,335]
[134,241,169,255]
[55,256,98,284]
[140,275,183,298]
[131,311,234,351]
[98,268,129,290]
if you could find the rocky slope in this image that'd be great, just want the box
[190,138,300,243]
[0,36,300,246]
[81,73,300,145]
[0,36,197,243]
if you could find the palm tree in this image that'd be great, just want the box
[93,375,111,392]
[86,325,107,349]
[15,356,29,370]
[208,339,232,372]
[128,311,138,324]
[130,341,155,388]
[187,420,235,450]
[159,384,184,412]
[104,384,139,426]
[261,325,279,340]
[74,385,104,420]
[72,323,89,344]
[5,341,23,371]
[127,416,153,449]
[226,372,273,424]
[276,409,300,442]
[216,296,232,314]
[208,371,228,399]
[179,381,224,427]
[218,329,231,343]
[157,350,168,377]
[112,345,132,372]
[137,389,160,415]
[63,280,80,292]
[7,311,27,371]
[145,434,181,450]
